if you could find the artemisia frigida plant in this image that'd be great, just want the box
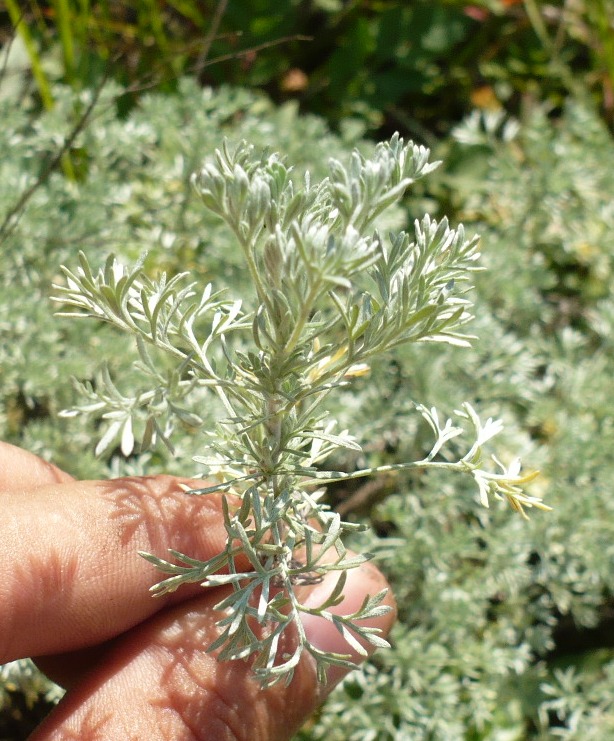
[52,135,549,687]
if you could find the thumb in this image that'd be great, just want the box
[299,558,396,689]
[30,559,395,741]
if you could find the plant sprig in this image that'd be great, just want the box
[53,134,548,686]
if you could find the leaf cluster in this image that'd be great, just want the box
[303,100,614,740]
[6,65,607,736]
[50,130,544,687]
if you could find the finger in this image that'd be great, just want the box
[35,638,124,691]
[0,474,237,663]
[30,560,396,741]
[34,557,393,691]
[0,441,74,491]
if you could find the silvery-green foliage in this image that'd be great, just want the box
[5,55,599,734]
[52,134,544,686]
[536,661,614,740]
[301,100,614,739]
[0,74,384,477]
[0,660,64,712]
[0,72,414,715]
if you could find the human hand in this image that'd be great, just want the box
[0,442,395,740]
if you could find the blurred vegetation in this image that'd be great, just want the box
[2,0,614,739]
[2,0,614,138]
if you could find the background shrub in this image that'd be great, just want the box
[2,1,614,738]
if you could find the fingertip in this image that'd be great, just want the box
[300,559,396,690]
[0,441,74,491]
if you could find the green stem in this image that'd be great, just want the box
[522,0,578,95]
[6,0,54,110]
[299,458,463,486]
[234,228,273,315]
[52,0,76,87]
[6,0,76,181]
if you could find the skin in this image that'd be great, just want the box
[0,441,396,740]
